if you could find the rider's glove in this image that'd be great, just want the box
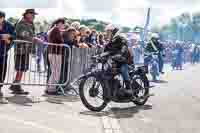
[112,54,127,63]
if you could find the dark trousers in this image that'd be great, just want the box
[46,55,51,83]
[0,58,7,89]
[59,48,70,85]
[158,53,164,73]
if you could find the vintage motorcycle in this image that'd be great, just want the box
[144,52,160,81]
[79,52,152,112]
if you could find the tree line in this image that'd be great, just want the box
[7,17,132,33]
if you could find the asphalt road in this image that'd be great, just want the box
[117,64,200,133]
[0,63,199,133]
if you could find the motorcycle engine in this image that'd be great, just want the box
[112,78,121,89]
[111,74,124,97]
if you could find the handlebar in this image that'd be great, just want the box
[144,52,159,56]
[99,52,111,58]
[91,52,111,61]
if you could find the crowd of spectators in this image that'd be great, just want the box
[162,41,200,69]
[0,9,116,98]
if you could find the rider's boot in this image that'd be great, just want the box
[123,80,138,100]
[0,88,8,104]
[124,80,134,95]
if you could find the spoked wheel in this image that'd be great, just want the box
[79,76,108,112]
[131,75,150,106]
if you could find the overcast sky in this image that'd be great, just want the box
[1,0,200,27]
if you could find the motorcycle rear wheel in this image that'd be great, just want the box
[131,75,150,106]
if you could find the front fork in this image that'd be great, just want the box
[101,78,113,103]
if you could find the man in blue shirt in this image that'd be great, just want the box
[36,32,48,72]
[0,11,16,104]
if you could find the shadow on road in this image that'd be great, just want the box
[110,104,153,119]
[6,95,34,106]
[80,110,110,117]
[5,94,80,106]
[80,104,153,119]
[150,80,168,84]
[44,94,80,104]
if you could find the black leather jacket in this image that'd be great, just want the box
[104,33,129,64]
[145,39,164,53]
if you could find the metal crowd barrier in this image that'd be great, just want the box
[0,40,105,95]
[0,40,71,90]
[68,47,104,84]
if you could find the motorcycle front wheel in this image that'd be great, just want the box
[79,76,108,112]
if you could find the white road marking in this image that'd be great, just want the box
[101,104,124,133]
[110,117,121,130]
[104,129,113,133]
[139,117,152,123]
[102,116,112,129]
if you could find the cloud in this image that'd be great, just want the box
[147,0,200,7]
[82,0,116,12]
[0,0,57,8]
[2,0,200,27]
[62,0,84,18]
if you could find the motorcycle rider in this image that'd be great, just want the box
[104,24,133,96]
[145,33,165,74]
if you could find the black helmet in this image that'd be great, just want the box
[0,11,5,18]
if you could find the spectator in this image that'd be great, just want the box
[85,28,92,46]
[36,32,48,72]
[78,25,89,48]
[131,35,143,65]
[45,18,65,95]
[175,43,184,70]
[46,19,65,83]
[59,27,77,91]
[79,25,87,41]
[192,45,199,64]
[171,45,179,70]
[197,46,200,63]
[0,11,16,103]
[88,29,98,46]
[190,43,195,64]
[71,21,80,31]
[63,27,77,47]
[103,32,109,43]
[9,9,42,95]
[97,33,106,48]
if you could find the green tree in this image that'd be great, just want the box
[122,27,131,33]
[94,23,105,32]
[192,12,200,32]
[7,17,18,25]
[151,26,161,33]
[170,18,178,32]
